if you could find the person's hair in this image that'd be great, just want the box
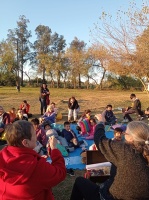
[43,122,51,129]
[127,121,149,164]
[5,120,33,147]
[82,109,91,117]
[114,127,123,135]
[16,109,23,118]
[51,102,55,106]
[0,106,4,112]
[31,118,39,125]
[23,100,27,103]
[106,104,112,109]
[130,93,136,99]
[89,118,96,124]
[64,121,70,127]
[46,104,54,112]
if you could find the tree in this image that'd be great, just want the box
[90,0,149,91]
[49,33,67,88]
[7,15,32,86]
[66,37,86,88]
[88,45,110,89]
[33,25,52,81]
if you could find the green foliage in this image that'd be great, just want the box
[106,74,142,90]
[0,72,16,86]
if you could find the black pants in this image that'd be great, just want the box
[70,176,101,200]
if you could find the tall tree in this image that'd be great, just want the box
[90,0,149,91]
[49,33,67,88]
[7,15,32,86]
[33,25,52,81]
[66,37,86,88]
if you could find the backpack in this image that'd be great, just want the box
[56,143,68,157]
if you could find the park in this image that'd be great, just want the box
[0,86,149,199]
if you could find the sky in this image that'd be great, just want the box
[0,0,144,47]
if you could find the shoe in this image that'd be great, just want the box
[122,119,129,123]
[67,168,75,176]
[137,116,144,121]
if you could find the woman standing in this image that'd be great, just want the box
[70,114,149,200]
[39,83,50,115]
[68,96,80,122]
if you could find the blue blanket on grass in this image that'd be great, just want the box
[47,124,116,169]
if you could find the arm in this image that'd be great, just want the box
[39,137,66,188]
[94,114,125,166]
[44,112,56,122]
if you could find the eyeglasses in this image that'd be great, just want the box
[124,131,129,135]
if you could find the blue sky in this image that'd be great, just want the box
[0,0,143,47]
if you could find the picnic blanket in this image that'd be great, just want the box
[47,124,116,169]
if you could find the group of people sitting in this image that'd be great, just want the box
[1,109,149,199]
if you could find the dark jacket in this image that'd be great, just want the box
[94,123,149,200]
[68,99,79,110]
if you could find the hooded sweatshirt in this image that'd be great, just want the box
[0,146,66,200]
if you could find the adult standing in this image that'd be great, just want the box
[68,96,80,122]
[39,83,50,115]
[70,114,149,200]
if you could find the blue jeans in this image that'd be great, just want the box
[40,98,47,114]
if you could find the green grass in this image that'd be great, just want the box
[0,86,149,199]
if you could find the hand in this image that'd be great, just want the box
[95,114,105,123]
[48,136,57,150]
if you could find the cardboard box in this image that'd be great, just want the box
[86,150,110,183]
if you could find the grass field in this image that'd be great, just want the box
[0,86,149,199]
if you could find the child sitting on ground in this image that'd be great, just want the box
[61,121,85,148]
[85,118,97,140]
[7,107,16,123]
[40,104,56,124]
[78,109,91,122]
[102,104,117,125]
[31,118,47,149]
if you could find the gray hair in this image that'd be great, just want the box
[127,121,149,164]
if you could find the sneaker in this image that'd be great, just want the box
[140,117,144,121]
[122,119,129,123]
[67,168,75,176]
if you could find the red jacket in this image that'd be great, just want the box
[0,146,66,200]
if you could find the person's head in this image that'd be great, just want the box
[69,96,75,103]
[46,105,54,112]
[114,127,123,141]
[51,102,56,108]
[106,104,112,111]
[31,118,40,130]
[10,107,16,113]
[125,121,149,144]
[44,122,51,131]
[17,109,23,118]
[130,93,136,100]
[85,109,91,118]
[89,118,97,126]
[0,106,4,116]
[42,83,47,89]
[5,120,37,149]
[23,100,27,104]
[64,121,70,131]
[125,121,149,164]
